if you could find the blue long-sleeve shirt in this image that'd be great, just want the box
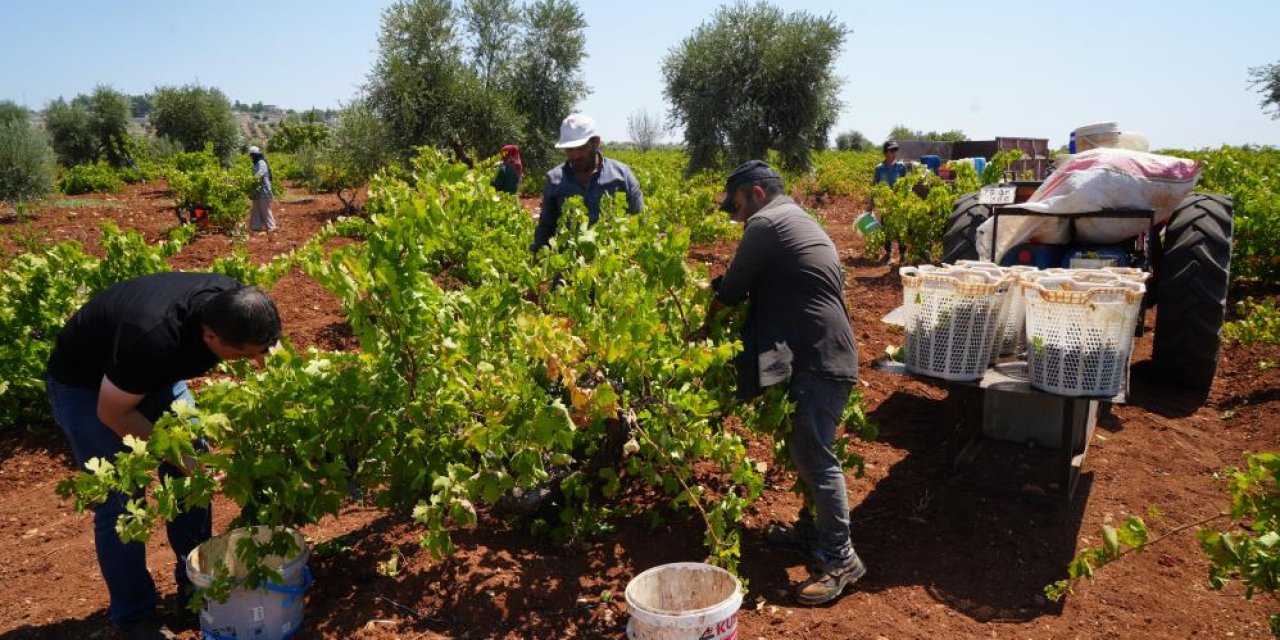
[532,154,644,252]
[873,161,907,188]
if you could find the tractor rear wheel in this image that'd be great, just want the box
[1152,193,1233,391]
[942,193,992,263]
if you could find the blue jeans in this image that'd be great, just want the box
[46,376,212,628]
[787,371,856,568]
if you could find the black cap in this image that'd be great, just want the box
[719,160,782,213]
[883,140,900,153]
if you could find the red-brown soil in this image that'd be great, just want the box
[1,185,1276,639]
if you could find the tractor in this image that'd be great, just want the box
[941,175,1233,393]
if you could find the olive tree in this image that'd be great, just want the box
[43,87,136,167]
[150,85,241,163]
[662,2,847,173]
[835,130,870,151]
[1250,62,1280,120]
[0,101,30,127]
[44,99,96,166]
[0,121,56,205]
[365,0,587,172]
[887,125,967,143]
[324,98,394,214]
[506,0,589,172]
[86,86,132,167]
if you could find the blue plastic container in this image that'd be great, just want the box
[920,155,942,175]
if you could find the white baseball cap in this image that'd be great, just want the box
[247,145,261,154]
[555,113,598,149]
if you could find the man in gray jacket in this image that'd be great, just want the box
[708,160,864,605]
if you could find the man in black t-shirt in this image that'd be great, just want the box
[45,272,280,639]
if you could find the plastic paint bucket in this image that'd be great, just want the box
[625,562,742,640]
[186,527,312,640]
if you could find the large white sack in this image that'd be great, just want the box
[976,148,1202,263]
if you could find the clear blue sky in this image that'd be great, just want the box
[2,0,1276,150]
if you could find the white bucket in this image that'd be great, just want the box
[625,562,743,640]
[186,526,312,640]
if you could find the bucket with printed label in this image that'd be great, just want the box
[185,526,312,640]
[625,562,742,640]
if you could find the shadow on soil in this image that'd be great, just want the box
[299,508,708,639]
[1127,360,1208,418]
[739,390,1088,623]
[0,613,116,640]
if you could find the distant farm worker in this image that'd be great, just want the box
[872,140,908,262]
[492,144,524,195]
[247,145,276,233]
[702,160,865,605]
[873,140,907,188]
[531,113,644,252]
[45,273,281,640]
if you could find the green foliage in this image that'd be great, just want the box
[59,161,125,195]
[868,168,955,263]
[43,87,132,168]
[56,147,872,583]
[322,98,395,212]
[1046,453,1280,635]
[1249,62,1280,120]
[368,0,515,164]
[507,0,589,173]
[0,121,56,204]
[1180,146,1280,283]
[0,224,192,427]
[1225,298,1280,347]
[862,149,1020,262]
[1045,516,1151,602]
[43,98,97,167]
[166,145,260,229]
[85,86,132,167]
[980,149,1024,185]
[365,0,586,174]
[268,122,330,154]
[662,1,847,173]
[886,126,967,143]
[0,101,30,127]
[835,130,871,152]
[151,85,241,162]
[790,149,878,201]
[1198,453,1280,634]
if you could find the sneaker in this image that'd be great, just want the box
[120,614,178,640]
[764,522,818,558]
[795,554,867,606]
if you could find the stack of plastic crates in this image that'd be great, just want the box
[1022,276,1146,397]
[899,266,1005,381]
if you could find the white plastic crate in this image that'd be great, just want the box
[1024,277,1145,397]
[900,267,1004,381]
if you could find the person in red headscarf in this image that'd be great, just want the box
[493,144,523,194]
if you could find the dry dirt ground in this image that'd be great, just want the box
[0,182,1277,639]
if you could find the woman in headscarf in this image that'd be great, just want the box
[247,146,276,232]
[492,144,523,194]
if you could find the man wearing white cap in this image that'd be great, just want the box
[531,113,644,252]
